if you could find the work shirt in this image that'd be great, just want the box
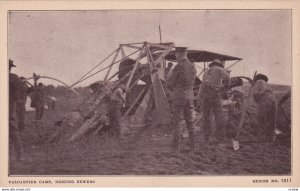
[19,81,29,104]
[32,87,44,104]
[167,59,197,100]
[111,88,126,104]
[252,79,274,103]
[9,73,23,103]
[202,65,230,89]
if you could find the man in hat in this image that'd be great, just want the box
[167,47,197,152]
[109,83,127,138]
[9,59,25,161]
[32,73,44,120]
[252,73,277,142]
[202,59,230,143]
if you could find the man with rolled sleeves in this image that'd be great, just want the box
[167,47,197,152]
[202,59,230,143]
[9,59,25,161]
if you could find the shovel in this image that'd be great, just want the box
[232,71,257,150]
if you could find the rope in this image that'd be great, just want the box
[71,47,119,87]
[70,49,141,87]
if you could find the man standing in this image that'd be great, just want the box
[9,59,25,161]
[16,77,28,132]
[202,59,230,143]
[109,83,127,138]
[252,73,277,142]
[32,73,44,120]
[167,47,197,152]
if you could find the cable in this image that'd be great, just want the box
[71,49,141,87]
[71,48,120,86]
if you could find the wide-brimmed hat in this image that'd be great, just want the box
[209,59,223,68]
[254,73,268,82]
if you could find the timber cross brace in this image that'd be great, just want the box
[66,42,175,141]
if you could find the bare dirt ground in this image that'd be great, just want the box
[9,92,291,176]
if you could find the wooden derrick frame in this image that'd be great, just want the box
[67,42,175,141]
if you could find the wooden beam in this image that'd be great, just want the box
[120,45,126,58]
[148,42,170,50]
[122,44,142,50]
[125,45,145,88]
[121,42,145,46]
[104,48,120,81]
[123,87,148,118]
[145,43,156,69]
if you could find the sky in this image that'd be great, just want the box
[8,10,292,87]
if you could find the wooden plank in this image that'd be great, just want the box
[123,87,148,118]
[148,42,170,50]
[67,114,98,142]
[121,42,145,46]
[145,43,156,69]
[104,48,120,81]
[122,44,142,50]
[145,43,171,125]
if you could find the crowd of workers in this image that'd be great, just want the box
[105,47,278,153]
[9,46,279,160]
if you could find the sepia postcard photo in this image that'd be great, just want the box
[0,0,299,188]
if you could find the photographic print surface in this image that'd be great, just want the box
[8,10,291,176]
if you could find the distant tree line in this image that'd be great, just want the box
[40,85,91,98]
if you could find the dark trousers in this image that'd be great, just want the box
[9,102,24,160]
[257,93,277,141]
[35,102,44,120]
[16,103,25,130]
[109,100,122,137]
[172,99,195,150]
[202,86,225,142]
